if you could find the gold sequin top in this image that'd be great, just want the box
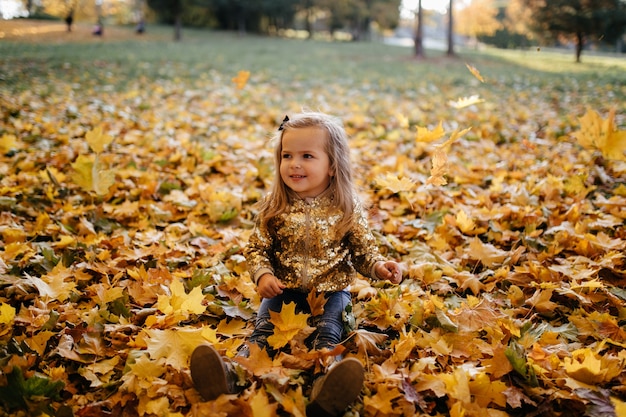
[244,192,386,293]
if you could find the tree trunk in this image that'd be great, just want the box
[414,0,424,58]
[446,0,455,56]
[174,12,182,41]
[238,9,246,36]
[575,31,583,62]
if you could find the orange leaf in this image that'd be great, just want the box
[306,291,327,317]
[232,70,250,89]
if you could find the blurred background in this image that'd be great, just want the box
[2,0,625,58]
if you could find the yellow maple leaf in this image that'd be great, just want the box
[265,384,306,417]
[396,112,409,129]
[234,342,279,376]
[573,108,626,161]
[71,154,115,196]
[415,120,445,143]
[564,173,594,197]
[157,279,206,316]
[140,397,169,417]
[448,95,485,109]
[426,148,448,186]
[0,302,16,325]
[376,173,416,193]
[25,330,55,355]
[363,384,402,415]
[206,190,242,223]
[467,237,508,268]
[216,318,250,337]
[0,133,19,153]
[445,126,472,145]
[465,63,485,82]
[563,348,606,384]
[468,372,507,408]
[455,210,476,234]
[249,388,279,417]
[143,327,208,368]
[85,125,114,154]
[232,70,250,89]
[426,127,471,186]
[267,302,313,349]
[526,288,559,313]
[25,265,77,302]
[439,368,471,403]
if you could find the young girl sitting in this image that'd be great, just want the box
[191,111,402,416]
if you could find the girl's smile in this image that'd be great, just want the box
[280,126,333,199]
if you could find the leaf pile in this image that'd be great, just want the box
[1,34,626,417]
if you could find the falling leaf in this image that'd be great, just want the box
[426,148,448,186]
[573,108,626,161]
[232,70,250,89]
[71,154,115,196]
[466,63,485,82]
[415,120,445,143]
[85,125,114,154]
[448,95,485,109]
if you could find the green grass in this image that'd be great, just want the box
[2,22,625,88]
[1,21,624,130]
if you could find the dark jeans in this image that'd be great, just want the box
[249,289,351,357]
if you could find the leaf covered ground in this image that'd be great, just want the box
[1,20,626,417]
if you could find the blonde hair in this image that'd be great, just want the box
[258,111,357,237]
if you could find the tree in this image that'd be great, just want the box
[446,0,454,56]
[455,0,501,47]
[526,0,626,62]
[146,0,184,40]
[414,0,424,58]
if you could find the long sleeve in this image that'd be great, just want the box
[346,202,386,280]
[244,218,275,285]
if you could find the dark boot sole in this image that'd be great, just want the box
[307,357,365,416]
[190,344,231,401]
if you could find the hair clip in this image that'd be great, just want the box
[278,115,289,131]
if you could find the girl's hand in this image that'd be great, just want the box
[375,261,403,284]
[257,273,286,298]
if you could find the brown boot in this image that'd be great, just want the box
[306,357,365,417]
[190,344,241,401]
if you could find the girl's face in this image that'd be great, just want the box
[280,126,332,199]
